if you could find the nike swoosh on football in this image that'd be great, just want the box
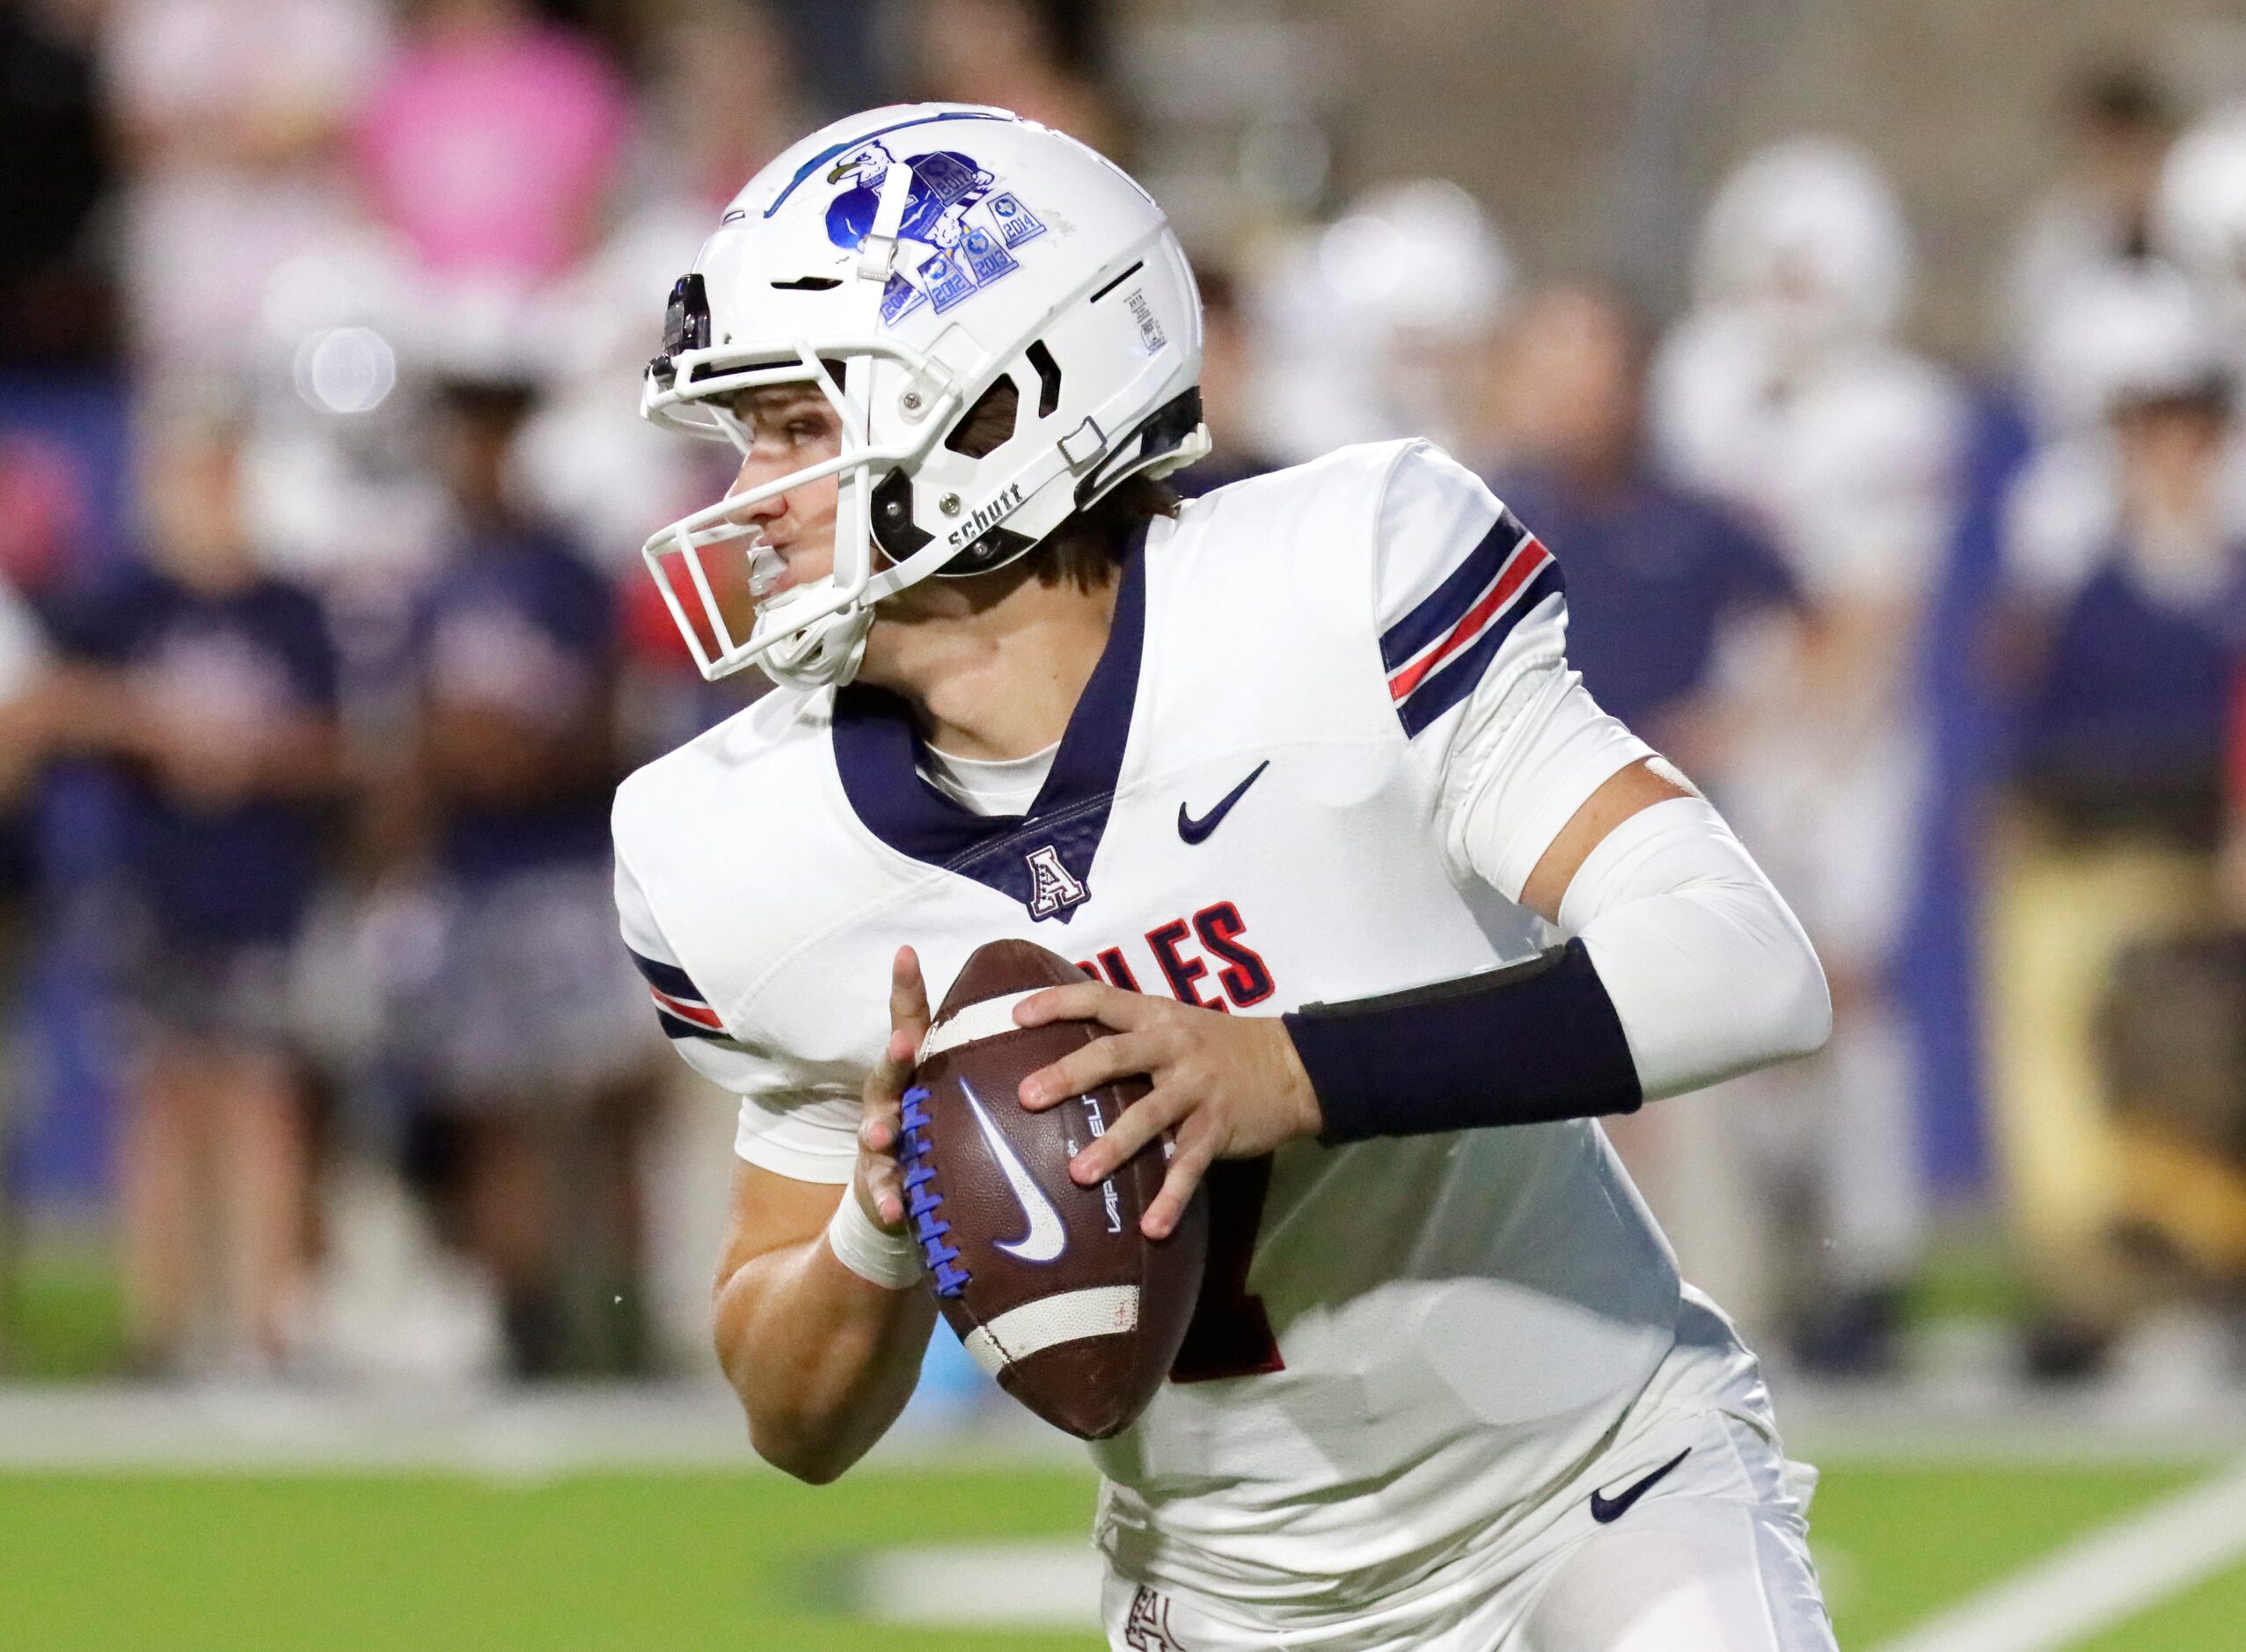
[1589,1446,1692,1524]
[960,1078,1068,1263]
[1177,760,1270,845]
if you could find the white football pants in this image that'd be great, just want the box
[1101,1370,1835,1650]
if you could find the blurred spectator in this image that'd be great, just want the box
[393,375,655,1377]
[1987,271,2244,1371]
[1172,267,1279,497]
[103,0,391,378]
[647,1,808,214]
[0,483,55,1365]
[37,402,342,1375]
[516,1,805,574]
[1489,285,1800,778]
[1650,138,1965,1371]
[351,0,629,301]
[911,0,1126,159]
[2004,61,2178,416]
[0,0,114,364]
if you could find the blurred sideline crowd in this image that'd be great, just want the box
[4,0,2246,1400]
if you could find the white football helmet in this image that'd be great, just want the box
[2028,259,2227,432]
[640,104,1208,688]
[1692,136,1913,355]
[2155,105,2246,357]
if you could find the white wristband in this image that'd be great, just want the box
[824,1188,925,1291]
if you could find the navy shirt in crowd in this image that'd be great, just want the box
[54,567,338,947]
[2016,554,2242,840]
[1493,468,1799,734]
[414,529,618,883]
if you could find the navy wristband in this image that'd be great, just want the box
[1283,939,1643,1145]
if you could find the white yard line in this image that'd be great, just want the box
[854,1539,1105,1630]
[1873,1456,2246,1652]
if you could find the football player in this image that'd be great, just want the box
[615,106,1837,1649]
[1649,140,1964,1369]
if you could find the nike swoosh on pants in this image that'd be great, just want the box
[1589,1446,1692,1524]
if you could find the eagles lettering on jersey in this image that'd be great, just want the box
[1079,901,1276,1011]
[611,440,1682,1609]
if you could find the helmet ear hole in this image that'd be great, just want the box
[945,376,1021,457]
[1026,339,1063,417]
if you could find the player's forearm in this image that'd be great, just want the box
[1561,795,1830,1098]
[713,1237,936,1483]
[1291,794,1829,1141]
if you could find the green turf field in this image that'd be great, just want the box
[1,1457,2240,1649]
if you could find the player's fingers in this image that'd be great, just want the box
[864,948,930,1112]
[861,1026,912,1110]
[1070,1081,1189,1184]
[1013,979,1152,1030]
[890,945,933,1041]
[1141,1123,1221,1240]
[859,1106,896,1155]
[1019,1030,1159,1109]
[858,1144,905,1227]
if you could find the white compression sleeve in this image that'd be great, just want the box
[1557,795,1832,1100]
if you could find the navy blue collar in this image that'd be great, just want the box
[830,528,1147,922]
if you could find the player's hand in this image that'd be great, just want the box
[1013,983,1322,1240]
[854,945,931,1231]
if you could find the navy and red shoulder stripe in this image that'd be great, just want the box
[1380,508,1562,737]
[628,948,730,1042]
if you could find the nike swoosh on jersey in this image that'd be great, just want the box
[1177,760,1270,845]
[960,1078,1068,1263]
[1589,1446,1692,1524]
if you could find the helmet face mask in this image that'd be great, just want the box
[638,105,1210,691]
[643,333,968,688]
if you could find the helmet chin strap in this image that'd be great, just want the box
[755,604,871,692]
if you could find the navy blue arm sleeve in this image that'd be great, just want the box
[1283,939,1643,1144]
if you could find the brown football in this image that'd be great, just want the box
[903,939,1208,1439]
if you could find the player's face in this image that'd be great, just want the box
[723,384,844,597]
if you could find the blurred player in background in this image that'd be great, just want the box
[1248,179,1513,465]
[616,106,1835,1648]
[2004,61,2180,411]
[1989,265,2244,1371]
[397,374,654,1377]
[39,402,341,1376]
[1489,286,1807,1297]
[1650,139,1964,1370]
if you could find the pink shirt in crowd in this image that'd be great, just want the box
[354,23,629,286]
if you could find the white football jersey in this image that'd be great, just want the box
[613,440,1695,1611]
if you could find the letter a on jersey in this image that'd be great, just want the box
[1024,844,1088,918]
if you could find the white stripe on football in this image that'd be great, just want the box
[959,1284,1141,1377]
[917,990,1043,1064]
